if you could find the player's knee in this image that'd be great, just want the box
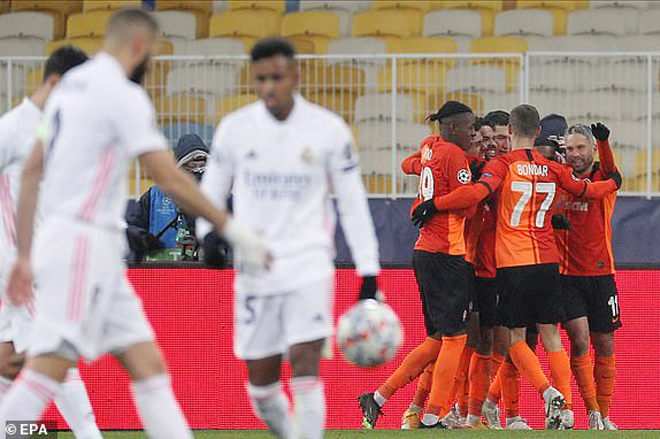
[289,339,324,378]
[591,332,614,357]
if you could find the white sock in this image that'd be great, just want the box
[0,376,13,404]
[373,390,386,407]
[291,376,325,439]
[506,416,523,426]
[130,374,193,439]
[408,403,423,412]
[422,413,439,425]
[53,368,102,439]
[466,414,480,424]
[246,381,295,439]
[0,370,60,431]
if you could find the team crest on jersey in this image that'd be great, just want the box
[457,168,471,184]
[301,146,314,164]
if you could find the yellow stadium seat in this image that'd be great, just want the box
[155,93,207,126]
[352,9,423,40]
[45,37,104,55]
[470,36,526,91]
[307,90,355,122]
[156,0,212,38]
[227,0,285,13]
[209,9,280,42]
[516,1,579,35]
[317,65,365,94]
[400,37,458,54]
[372,0,442,13]
[442,0,503,37]
[66,10,114,38]
[363,175,392,194]
[281,11,339,54]
[144,39,175,101]
[216,93,258,124]
[377,64,445,95]
[11,0,82,39]
[438,91,484,114]
[286,36,316,54]
[0,0,9,13]
[82,0,140,12]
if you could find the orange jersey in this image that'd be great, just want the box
[464,156,486,265]
[474,202,497,278]
[413,136,472,255]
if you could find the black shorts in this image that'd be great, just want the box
[413,250,470,336]
[466,262,477,315]
[475,276,498,327]
[560,274,622,333]
[496,263,564,328]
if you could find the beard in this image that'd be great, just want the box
[130,56,150,85]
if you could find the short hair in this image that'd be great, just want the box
[43,46,88,82]
[106,8,159,39]
[510,104,540,138]
[484,110,509,127]
[566,123,595,145]
[475,117,493,131]
[251,37,295,62]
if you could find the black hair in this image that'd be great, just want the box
[510,104,540,138]
[43,45,88,82]
[426,100,472,123]
[474,117,493,131]
[484,110,510,127]
[251,37,296,62]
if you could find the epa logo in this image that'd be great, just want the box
[5,421,57,438]
[457,169,471,184]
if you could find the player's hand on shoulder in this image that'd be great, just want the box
[411,199,437,228]
[469,160,486,182]
[6,256,34,307]
[202,231,228,269]
[591,123,610,141]
[221,217,272,274]
[607,170,622,190]
[551,214,571,230]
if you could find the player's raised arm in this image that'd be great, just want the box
[554,161,620,200]
[591,122,616,173]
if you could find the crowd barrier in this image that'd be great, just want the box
[38,267,660,431]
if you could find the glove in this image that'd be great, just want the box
[607,171,622,189]
[411,199,437,228]
[591,123,610,141]
[126,229,162,260]
[221,218,271,274]
[358,276,378,301]
[551,214,571,230]
[202,231,228,269]
[469,160,486,182]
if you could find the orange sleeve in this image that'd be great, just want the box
[433,183,491,211]
[555,163,617,199]
[446,147,471,192]
[401,150,422,175]
[597,139,616,174]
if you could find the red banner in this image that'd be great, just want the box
[41,268,660,431]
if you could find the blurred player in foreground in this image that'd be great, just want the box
[0,9,268,439]
[197,38,380,439]
[413,104,621,429]
[0,46,103,439]
[556,123,620,430]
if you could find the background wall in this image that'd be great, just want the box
[41,268,660,431]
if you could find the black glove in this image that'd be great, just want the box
[126,229,162,260]
[469,160,486,182]
[358,276,378,301]
[202,231,228,269]
[591,123,610,141]
[411,199,437,228]
[551,214,571,230]
[608,171,622,189]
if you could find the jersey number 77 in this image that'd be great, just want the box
[509,181,556,228]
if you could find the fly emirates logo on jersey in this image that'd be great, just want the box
[244,171,313,201]
[515,163,549,177]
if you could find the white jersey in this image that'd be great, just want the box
[38,52,166,230]
[0,97,42,271]
[199,95,380,295]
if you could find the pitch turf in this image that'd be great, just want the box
[57,431,660,438]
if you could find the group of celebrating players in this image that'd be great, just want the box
[359,101,623,431]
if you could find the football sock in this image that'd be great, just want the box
[500,362,520,419]
[0,369,59,428]
[571,354,599,412]
[491,352,505,379]
[467,353,491,418]
[509,340,550,395]
[246,381,295,439]
[447,345,474,416]
[131,374,193,439]
[53,368,102,439]
[548,350,573,409]
[458,376,469,418]
[486,368,502,403]
[0,376,12,404]
[377,337,442,401]
[411,361,434,408]
[291,376,325,439]
[594,355,616,419]
[426,334,467,418]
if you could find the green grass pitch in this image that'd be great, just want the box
[57,430,660,438]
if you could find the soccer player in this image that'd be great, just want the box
[484,110,511,156]
[197,38,380,439]
[476,118,497,160]
[0,10,268,439]
[412,104,621,429]
[0,46,104,439]
[555,123,620,430]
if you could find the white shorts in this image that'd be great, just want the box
[28,218,154,361]
[234,276,333,360]
[0,274,35,353]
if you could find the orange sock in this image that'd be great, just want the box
[491,352,505,379]
[468,353,491,416]
[377,337,442,399]
[500,362,520,419]
[446,346,474,414]
[594,355,616,418]
[509,340,550,395]
[458,377,469,418]
[548,349,573,409]
[412,362,435,408]
[427,335,467,417]
[571,354,599,412]
[487,368,502,402]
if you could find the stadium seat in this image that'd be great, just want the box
[281,11,340,54]
[616,35,660,51]
[372,0,440,14]
[66,10,114,38]
[227,0,284,13]
[185,38,246,58]
[153,11,197,40]
[299,2,355,37]
[516,1,578,35]
[45,37,103,55]
[300,0,370,14]
[589,2,641,35]
[216,92,258,123]
[438,91,484,114]
[444,62,508,94]
[209,9,280,49]
[357,120,431,173]
[442,0,502,37]
[481,91,520,115]
[155,93,207,126]
[156,1,212,38]
[327,37,387,90]
[161,122,215,148]
[400,37,457,55]
[302,65,365,95]
[0,0,9,14]
[495,9,554,38]
[307,90,356,122]
[639,9,660,35]
[11,0,82,40]
[423,10,482,39]
[166,64,238,99]
[352,9,423,41]
[591,1,646,9]
[470,37,526,92]
[354,93,414,123]
[213,0,228,12]
[526,35,615,51]
[82,0,140,12]
[567,9,627,37]
[0,11,55,41]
